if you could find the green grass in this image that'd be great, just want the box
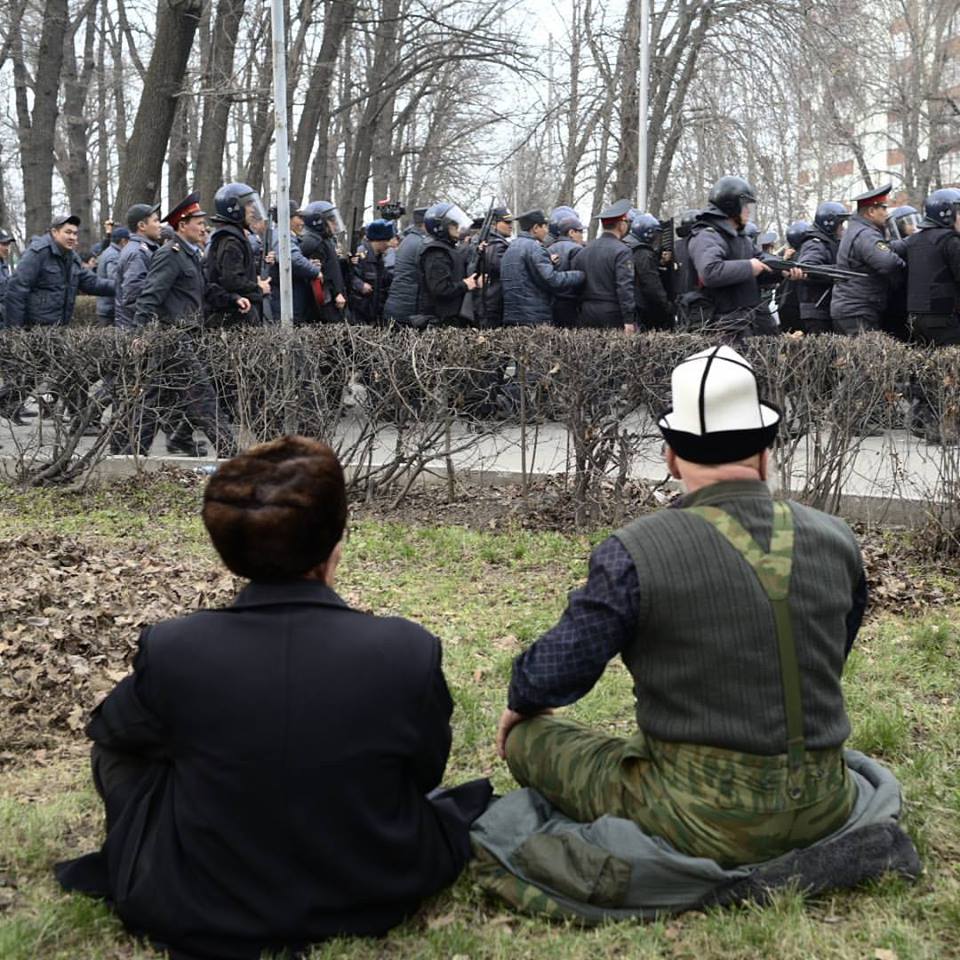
[0,483,958,958]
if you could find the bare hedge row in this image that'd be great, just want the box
[0,324,957,529]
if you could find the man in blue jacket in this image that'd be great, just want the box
[95,227,129,325]
[4,213,114,328]
[501,209,584,326]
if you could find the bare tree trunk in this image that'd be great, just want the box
[115,0,204,213]
[14,0,69,237]
[59,3,99,250]
[168,97,190,204]
[195,0,246,202]
[612,0,640,201]
[292,0,355,202]
[96,0,111,223]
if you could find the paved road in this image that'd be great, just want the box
[1,401,954,509]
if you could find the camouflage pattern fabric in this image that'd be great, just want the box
[505,718,855,869]
[686,502,807,799]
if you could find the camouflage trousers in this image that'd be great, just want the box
[505,717,857,868]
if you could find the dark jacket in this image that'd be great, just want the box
[473,233,509,326]
[796,228,839,326]
[115,235,158,330]
[572,232,635,328]
[501,232,584,327]
[0,260,9,322]
[204,222,264,324]
[830,215,904,329]
[4,233,114,328]
[348,239,391,325]
[631,244,672,330]
[96,242,123,320]
[417,236,467,321]
[901,222,960,316]
[300,227,345,323]
[687,212,763,316]
[132,239,206,327]
[384,226,425,321]
[269,231,321,323]
[57,580,480,959]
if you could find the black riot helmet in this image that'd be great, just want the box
[707,176,757,218]
[814,201,849,235]
[675,209,699,238]
[923,189,960,227]
[786,220,812,250]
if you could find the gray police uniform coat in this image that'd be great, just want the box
[4,233,114,328]
[573,232,635,328]
[501,232,584,326]
[115,235,158,330]
[829,215,904,334]
[132,240,205,326]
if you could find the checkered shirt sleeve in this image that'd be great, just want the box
[507,535,640,714]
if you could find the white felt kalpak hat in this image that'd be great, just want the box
[657,345,780,464]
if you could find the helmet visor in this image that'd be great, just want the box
[242,193,267,224]
[895,212,920,233]
[325,209,346,235]
[443,205,473,233]
[740,201,757,224]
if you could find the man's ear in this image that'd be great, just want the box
[665,444,681,479]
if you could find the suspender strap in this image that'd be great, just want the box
[685,502,806,800]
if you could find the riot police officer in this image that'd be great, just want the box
[204,182,270,325]
[896,189,960,440]
[797,203,847,335]
[300,201,347,323]
[778,220,812,333]
[888,205,920,240]
[416,202,481,324]
[629,213,672,330]
[574,199,636,331]
[830,183,904,335]
[686,176,795,340]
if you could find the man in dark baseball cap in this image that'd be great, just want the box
[126,203,161,233]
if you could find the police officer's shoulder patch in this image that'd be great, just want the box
[170,243,181,252]
[876,240,890,250]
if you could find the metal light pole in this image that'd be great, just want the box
[271,0,292,331]
[637,0,651,211]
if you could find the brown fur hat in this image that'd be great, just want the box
[202,436,347,582]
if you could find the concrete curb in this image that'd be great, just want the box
[2,454,938,528]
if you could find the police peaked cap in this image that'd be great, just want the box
[163,192,207,229]
[852,182,892,208]
[597,198,633,221]
[0,229,13,243]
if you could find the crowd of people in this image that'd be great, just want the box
[0,173,958,453]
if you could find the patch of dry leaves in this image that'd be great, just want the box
[0,534,237,755]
